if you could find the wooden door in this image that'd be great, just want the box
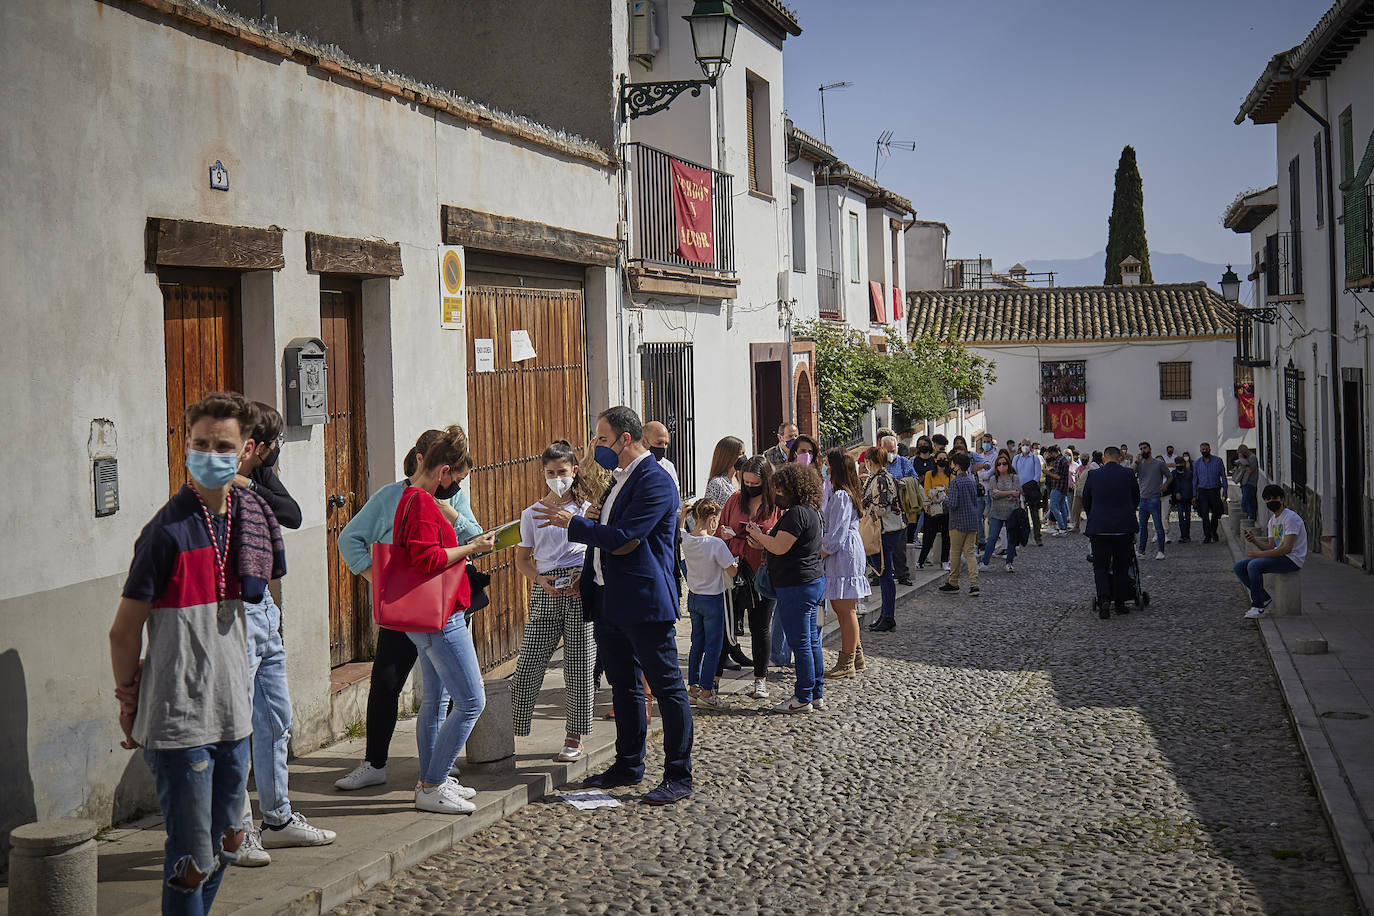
[465,286,587,671]
[163,277,242,495]
[322,282,370,666]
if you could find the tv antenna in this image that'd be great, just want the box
[818,80,852,146]
[874,130,916,178]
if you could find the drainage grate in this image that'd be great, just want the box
[1319,711,1369,720]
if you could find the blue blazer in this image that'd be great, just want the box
[1082,462,1141,537]
[568,454,681,626]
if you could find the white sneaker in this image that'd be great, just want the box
[749,678,769,699]
[977,562,988,571]
[259,812,336,848]
[812,696,828,711]
[776,696,813,714]
[415,781,476,815]
[334,762,386,791]
[1155,551,1166,561]
[941,562,950,571]
[1005,563,1014,573]
[1136,549,1146,558]
[232,829,271,867]
[444,776,477,799]
[1245,607,1264,619]
[700,692,728,709]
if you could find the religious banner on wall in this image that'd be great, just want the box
[1048,403,1086,439]
[670,157,714,265]
[1237,382,1256,429]
[1041,360,1086,439]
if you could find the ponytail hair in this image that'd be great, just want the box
[421,424,472,474]
[403,429,443,478]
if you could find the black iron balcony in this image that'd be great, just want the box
[818,267,841,319]
[626,142,734,275]
[1264,230,1303,298]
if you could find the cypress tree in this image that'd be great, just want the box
[1103,145,1153,284]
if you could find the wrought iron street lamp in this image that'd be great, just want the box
[620,1,742,121]
[1220,265,1241,304]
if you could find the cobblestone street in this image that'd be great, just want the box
[332,530,1356,915]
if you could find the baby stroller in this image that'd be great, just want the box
[1088,540,1150,616]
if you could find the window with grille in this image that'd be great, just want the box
[1159,361,1192,399]
[746,83,757,191]
[790,185,806,272]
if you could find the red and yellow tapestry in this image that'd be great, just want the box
[670,158,714,265]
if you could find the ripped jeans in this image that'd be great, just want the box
[144,737,251,915]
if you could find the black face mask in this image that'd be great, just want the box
[1265,500,1283,513]
[258,443,280,468]
[936,461,949,470]
[648,445,667,461]
[741,484,763,498]
[734,455,746,472]
[434,478,461,500]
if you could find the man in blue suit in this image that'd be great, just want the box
[533,406,692,805]
[1081,446,1141,620]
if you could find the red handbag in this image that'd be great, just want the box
[370,490,469,633]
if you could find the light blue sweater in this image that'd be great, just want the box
[339,481,482,574]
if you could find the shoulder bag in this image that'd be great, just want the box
[371,490,470,633]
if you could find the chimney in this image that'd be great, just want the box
[1119,255,1142,286]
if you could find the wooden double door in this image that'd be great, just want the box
[465,285,588,671]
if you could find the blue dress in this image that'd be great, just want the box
[821,483,871,601]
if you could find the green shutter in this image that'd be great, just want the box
[1344,128,1374,285]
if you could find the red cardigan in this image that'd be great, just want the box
[394,487,457,574]
[717,491,781,573]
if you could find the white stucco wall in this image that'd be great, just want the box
[0,0,617,831]
[971,339,1245,457]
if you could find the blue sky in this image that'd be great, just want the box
[779,0,1330,268]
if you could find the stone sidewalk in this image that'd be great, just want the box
[5,556,942,915]
[1223,520,1374,913]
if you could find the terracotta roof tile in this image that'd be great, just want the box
[906,283,1237,344]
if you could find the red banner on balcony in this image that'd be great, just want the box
[1048,403,1086,439]
[670,158,714,265]
[1238,388,1256,428]
[869,281,887,324]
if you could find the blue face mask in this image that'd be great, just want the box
[186,448,239,489]
[594,442,621,471]
[783,438,795,450]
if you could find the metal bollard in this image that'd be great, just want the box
[465,677,515,765]
[8,818,98,916]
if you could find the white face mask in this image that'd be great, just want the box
[1021,445,1030,455]
[546,476,574,498]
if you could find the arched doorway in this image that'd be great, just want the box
[795,368,815,438]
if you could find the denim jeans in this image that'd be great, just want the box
[144,737,251,916]
[1174,499,1192,539]
[1137,497,1165,554]
[773,578,826,704]
[869,529,902,620]
[1241,484,1258,521]
[1048,489,1070,531]
[408,613,486,786]
[1233,556,1299,607]
[241,592,293,828]
[981,517,1017,566]
[686,592,726,688]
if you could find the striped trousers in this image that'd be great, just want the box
[511,567,596,737]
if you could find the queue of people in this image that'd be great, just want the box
[112,391,1280,914]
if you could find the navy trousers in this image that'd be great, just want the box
[590,588,693,785]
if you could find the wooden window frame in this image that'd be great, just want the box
[1159,361,1192,400]
[790,185,806,273]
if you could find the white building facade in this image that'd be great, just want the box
[0,0,623,841]
[1232,0,1374,567]
[906,284,1244,455]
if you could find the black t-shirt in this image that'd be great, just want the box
[767,504,824,587]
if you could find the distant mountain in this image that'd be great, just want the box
[1015,251,1236,290]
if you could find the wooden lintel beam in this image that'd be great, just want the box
[146,217,284,271]
[442,205,617,267]
[305,232,404,277]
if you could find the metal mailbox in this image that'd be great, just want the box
[284,337,328,426]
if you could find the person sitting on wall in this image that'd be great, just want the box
[1235,485,1308,619]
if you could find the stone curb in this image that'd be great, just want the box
[1222,526,1374,916]
[223,738,620,915]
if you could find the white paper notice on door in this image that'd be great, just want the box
[474,338,495,373]
[510,329,537,362]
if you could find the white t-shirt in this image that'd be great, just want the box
[1269,507,1308,568]
[519,498,591,572]
[681,531,736,596]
